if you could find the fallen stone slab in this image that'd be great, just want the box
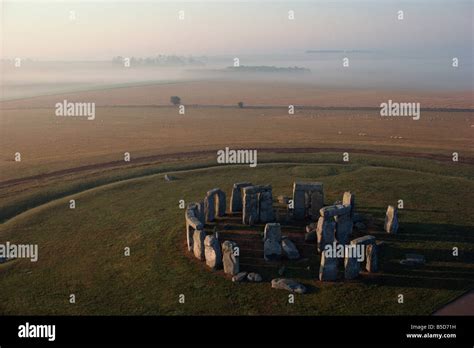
[247,272,263,282]
[232,272,248,282]
[400,253,425,266]
[320,204,351,218]
[271,278,307,294]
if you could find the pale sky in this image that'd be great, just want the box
[1,0,472,60]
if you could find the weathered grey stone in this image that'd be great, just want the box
[263,223,282,261]
[316,216,336,252]
[271,278,307,294]
[230,182,252,213]
[344,245,360,279]
[319,253,338,281]
[282,238,300,260]
[384,205,399,234]
[351,235,376,246]
[247,272,263,282]
[222,240,239,275]
[185,202,204,252]
[204,235,222,269]
[164,174,174,181]
[264,239,282,261]
[342,191,355,218]
[242,185,272,225]
[258,190,275,223]
[232,272,247,282]
[320,204,351,218]
[192,229,206,261]
[335,213,353,245]
[204,188,226,222]
[264,223,281,241]
[365,244,378,272]
[292,182,324,220]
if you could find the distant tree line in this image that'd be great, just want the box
[112,55,206,66]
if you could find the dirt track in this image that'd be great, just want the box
[1,147,471,189]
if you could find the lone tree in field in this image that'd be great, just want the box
[170,96,181,105]
[238,101,244,108]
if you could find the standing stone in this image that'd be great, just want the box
[263,223,282,261]
[366,244,378,272]
[193,229,206,261]
[185,203,204,252]
[216,190,226,217]
[319,253,338,281]
[351,235,376,246]
[335,212,353,245]
[242,186,259,225]
[264,223,281,241]
[222,241,239,275]
[230,182,252,213]
[204,235,222,269]
[204,194,216,222]
[342,191,355,218]
[316,216,335,253]
[282,238,300,260]
[258,190,275,223]
[292,182,324,220]
[384,205,399,234]
[344,245,360,279]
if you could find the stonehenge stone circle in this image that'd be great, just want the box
[204,235,222,269]
[384,205,399,234]
[204,188,226,222]
[184,181,389,288]
[222,240,240,275]
[193,229,206,261]
[292,182,324,220]
[230,182,252,213]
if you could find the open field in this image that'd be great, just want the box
[0,154,473,315]
[1,82,473,182]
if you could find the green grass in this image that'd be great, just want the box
[0,155,473,315]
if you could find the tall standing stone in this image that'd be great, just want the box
[193,229,206,261]
[319,253,338,281]
[258,190,275,223]
[185,202,204,252]
[292,182,324,220]
[366,244,378,272]
[263,223,282,261]
[344,245,360,279]
[316,216,336,253]
[222,240,239,275]
[384,205,399,234]
[204,235,222,269]
[335,212,353,245]
[230,182,252,213]
[342,191,355,218]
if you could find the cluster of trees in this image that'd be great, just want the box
[225,65,310,73]
[112,55,206,66]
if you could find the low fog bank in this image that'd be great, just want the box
[1,52,472,100]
